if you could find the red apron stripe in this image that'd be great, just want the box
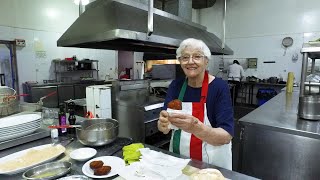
[189,71,209,161]
[190,103,204,161]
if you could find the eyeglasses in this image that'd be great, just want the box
[178,54,205,63]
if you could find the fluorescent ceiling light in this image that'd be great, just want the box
[74,0,89,5]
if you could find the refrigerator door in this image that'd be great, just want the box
[86,86,95,115]
[93,86,112,118]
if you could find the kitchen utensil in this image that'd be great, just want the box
[22,161,71,180]
[76,118,119,146]
[19,91,56,112]
[37,91,57,105]
[0,144,65,174]
[82,156,125,178]
[298,95,320,120]
[48,125,81,129]
[0,86,18,116]
[57,175,90,180]
[70,148,97,161]
[85,122,114,131]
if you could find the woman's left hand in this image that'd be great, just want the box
[168,113,200,133]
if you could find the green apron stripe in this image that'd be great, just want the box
[178,79,187,101]
[173,79,187,154]
[172,129,181,154]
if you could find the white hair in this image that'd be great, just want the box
[176,38,212,60]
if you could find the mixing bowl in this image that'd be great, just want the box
[76,118,119,146]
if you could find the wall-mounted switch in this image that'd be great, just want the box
[15,39,26,47]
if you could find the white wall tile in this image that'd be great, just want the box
[0,26,14,40]
[200,0,320,82]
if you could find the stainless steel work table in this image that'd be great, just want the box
[0,136,257,180]
[239,90,320,180]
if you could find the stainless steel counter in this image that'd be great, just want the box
[0,136,256,180]
[240,90,320,139]
[239,90,320,180]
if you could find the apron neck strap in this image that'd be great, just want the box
[178,71,209,102]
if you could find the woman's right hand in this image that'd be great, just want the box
[158,110,171,134]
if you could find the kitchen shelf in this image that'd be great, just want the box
[55,70,99,73]
[52,59,99,63]
[301,43,320,59]
[52,59,99,82]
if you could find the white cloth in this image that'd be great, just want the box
[228,63,245,81]
[118,148,190,180]
[169,102,232,170]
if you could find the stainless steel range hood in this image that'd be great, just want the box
[57,0,233,55]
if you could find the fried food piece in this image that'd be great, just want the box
[94,165,112,176]
[89,160,103,170]
[167,99,182,110]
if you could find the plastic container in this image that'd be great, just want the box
[256,88,277,106]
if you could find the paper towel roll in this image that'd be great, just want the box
[286,72,294,93]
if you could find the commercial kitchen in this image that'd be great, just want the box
[0,0,319,179]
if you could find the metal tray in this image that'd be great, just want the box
[22,161,71,180]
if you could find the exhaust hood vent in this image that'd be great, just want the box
[57,0,233,56]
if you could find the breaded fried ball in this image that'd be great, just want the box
[89,160,103,170]
[94,165,112,176]
[168,99,182,110]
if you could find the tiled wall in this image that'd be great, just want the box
[200,0,320,82]
[0,25,117,94]
[0,0,117,94]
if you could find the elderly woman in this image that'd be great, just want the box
[158,38,233,170]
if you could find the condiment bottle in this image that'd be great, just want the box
[51,129,59,144]
[68,102,76,135]
[58,104,67,135]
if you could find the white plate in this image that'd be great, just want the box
[70,148,97,161]
[0,144,65,174]
[82,156,125,178]
[0,123,40,135]
[0,119,41,132]
[0,114,41,128]
[0,126,39,142]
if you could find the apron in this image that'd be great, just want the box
[169,71,232,170]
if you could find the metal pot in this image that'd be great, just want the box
[298,95,320,120]
[76,118,119,146]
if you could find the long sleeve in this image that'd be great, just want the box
[240,66,245,78]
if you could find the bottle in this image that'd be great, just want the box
[68,111,76,135]
[58,104,67,135]
[68,102,76,135]
[51,129,59,145]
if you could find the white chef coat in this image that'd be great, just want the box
[228,63,245,82]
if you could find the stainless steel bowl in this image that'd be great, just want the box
[76,118,119,146]
[22,161,72,180]
[298,95,320,120]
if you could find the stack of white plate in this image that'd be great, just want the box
[0,114,42,142]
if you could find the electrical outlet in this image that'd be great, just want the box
[15,39,26,47]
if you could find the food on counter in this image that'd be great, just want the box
[94,165,111,175]
[167,99,182,110]
[89,160,104,170]
[190,168,225,180]
[0,145,65,172]
[122,143,144,165]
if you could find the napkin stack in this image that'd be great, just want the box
[118,148,190,180]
